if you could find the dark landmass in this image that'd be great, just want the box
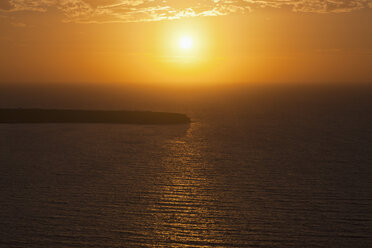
[0,109,191,124]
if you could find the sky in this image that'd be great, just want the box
[1,0,372,85]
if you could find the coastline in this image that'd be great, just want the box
[0,109,191,125]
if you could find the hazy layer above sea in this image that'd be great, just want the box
[0,82,371,114]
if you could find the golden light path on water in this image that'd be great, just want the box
[146,123,230,247]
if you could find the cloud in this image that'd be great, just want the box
[0,0,57,12]
[291,0,368,13]
[11,21,27,27]
[2,0,371,23]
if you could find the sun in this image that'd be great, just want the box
[179,36,193,50]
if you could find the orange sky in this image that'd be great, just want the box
[0,0,371,85]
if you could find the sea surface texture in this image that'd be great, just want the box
[0,88,371,247]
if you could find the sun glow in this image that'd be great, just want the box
[179,36,193,50]
[151,22,219,82]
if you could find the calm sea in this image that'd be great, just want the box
[0,86,371,247]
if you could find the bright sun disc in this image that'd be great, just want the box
[179,36,193,50]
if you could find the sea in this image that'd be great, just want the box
[0,84,371,247]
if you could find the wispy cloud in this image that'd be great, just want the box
[11,21,27,27]
[3,0,56,12]
[1,0,371,23]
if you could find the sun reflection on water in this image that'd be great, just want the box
[147,123,227,247]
